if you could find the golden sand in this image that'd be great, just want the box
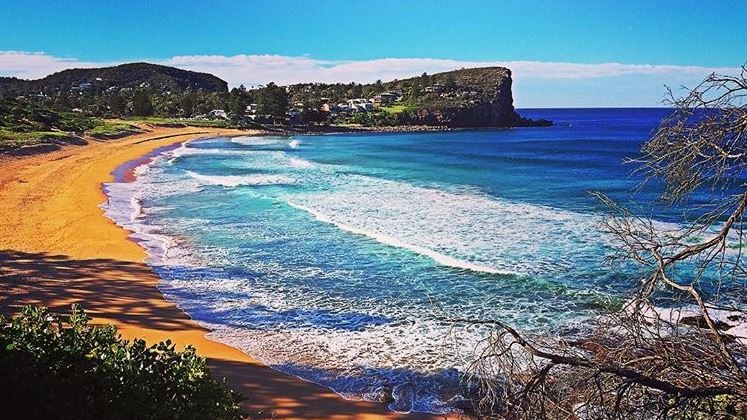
[0,126,442,419]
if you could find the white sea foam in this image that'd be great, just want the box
[288,202,512,275]
[288,157,314,168]
[167,141,616,277]
[231,136,283,146]
[102,176,201,268]
[186,170,295,187]
[288,139,301,148]
[98,136,640,414]
[286,175,606,276]
[165,143,268,162]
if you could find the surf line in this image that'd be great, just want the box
[286,201,517,276]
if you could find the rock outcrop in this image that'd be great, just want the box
[404,67,550,128]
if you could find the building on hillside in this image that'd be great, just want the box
[371,91,401,106]
[71,82,94,93]
[348,98,373,112]
[207,109,228,119]
[287,108,302,125]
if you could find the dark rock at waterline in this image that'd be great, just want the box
[374,385,396,406]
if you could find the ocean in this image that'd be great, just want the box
[103,108,724,413]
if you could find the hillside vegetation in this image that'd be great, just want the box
[0,62,227,94]
[0,98,143,151]
[0,62,548,132]
[287,67,548,127]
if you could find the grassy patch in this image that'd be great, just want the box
[123,116,230,128]
[87,121,141,138]
[0,129,75,149]
[378,104,412,114]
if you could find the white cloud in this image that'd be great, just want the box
[164,55,739,86]
[0,51,103,79]
[0,51,741,106]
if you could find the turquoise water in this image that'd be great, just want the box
[104,109,708,413]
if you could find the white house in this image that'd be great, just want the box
[348,98,373,112]
[207,109,228,119]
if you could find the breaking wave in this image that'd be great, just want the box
[286,175,605,277]
[101,133,649,414]
[186,170,295,187]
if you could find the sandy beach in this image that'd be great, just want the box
[0,126,442,420]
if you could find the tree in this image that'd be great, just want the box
[347,83,363,99]
[300,107,327,125]
[255,82,288,121]
[464,69,747,419]
[228,85,251,119]
[131,90,153,116]
[180,91,195,118]
[53,92,72,111]
[107,91,125,116]
[443,76,457,91]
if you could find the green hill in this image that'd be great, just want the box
[0,62,227,95]
[286,67,549,127]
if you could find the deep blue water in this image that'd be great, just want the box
[103,108,728,413]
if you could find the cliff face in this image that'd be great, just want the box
[410,73,519,127]
[390,67,549,128]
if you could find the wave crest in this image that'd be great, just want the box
[186,170,295,187]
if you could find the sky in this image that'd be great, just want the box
[1,0,745,107]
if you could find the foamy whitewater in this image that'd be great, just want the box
[102,109,741,413]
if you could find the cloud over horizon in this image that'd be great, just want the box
[1,51,740,107]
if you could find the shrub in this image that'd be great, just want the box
[0,305,244,420]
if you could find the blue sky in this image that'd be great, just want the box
[1,0,745,107]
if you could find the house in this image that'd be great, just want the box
[245,103,258,116]
[287,108,302,125]
[71,82,94,92]
[348,98,373,112]
[207,109,228,119]
[372,92,400,105]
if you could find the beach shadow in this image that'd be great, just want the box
[0,249,449,419]
[208,358,449,420]
[0,249,195,331]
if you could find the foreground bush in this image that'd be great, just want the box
[0,305,244,420]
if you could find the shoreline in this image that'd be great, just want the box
[0,127,443,419]
[262,122,549,137]
[0,121,549,160]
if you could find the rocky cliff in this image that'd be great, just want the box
[285,66,550,128]
[401,67,549,127]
